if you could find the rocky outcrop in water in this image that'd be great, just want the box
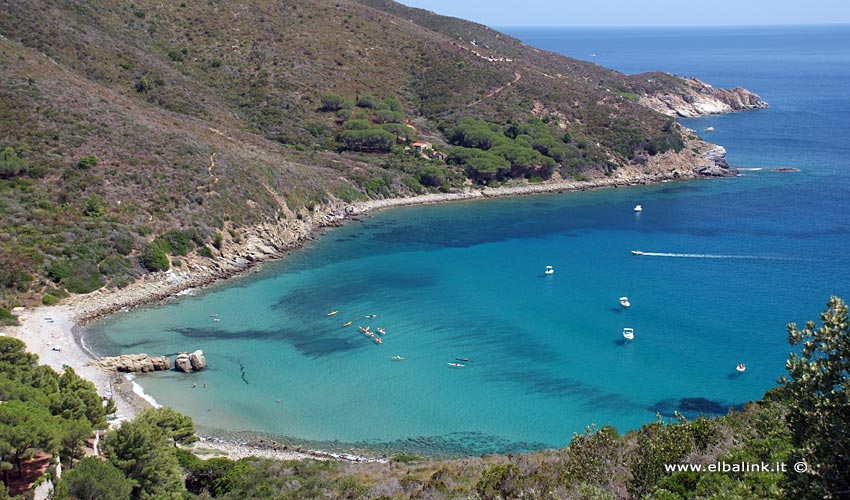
[175,350,206,373]
[640,77,768,118]
[697,146,737,177]
[90,353,171,373]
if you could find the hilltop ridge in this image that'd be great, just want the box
[0,0,764,308]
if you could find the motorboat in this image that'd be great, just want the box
[456,357,474,363]
[390,356,406,361]
[631,250,645,256]
[342,321,352,327]
[545,265,554,275]
[634,204,643,212]
[623,328,635,341]
[447,362,465,368]
[736,363,747,373]
[619,296,631,308]
[377,327,386,335]
[326,310,338,317]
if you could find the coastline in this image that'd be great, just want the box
[1,162,705,462]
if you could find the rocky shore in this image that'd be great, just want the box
[640,77,768,118]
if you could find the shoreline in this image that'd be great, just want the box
[1,166,705,462]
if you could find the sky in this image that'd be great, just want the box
[395,0,850,27]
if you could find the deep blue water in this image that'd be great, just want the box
[86,26,850,457]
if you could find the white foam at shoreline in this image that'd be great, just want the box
[125,373,162,408]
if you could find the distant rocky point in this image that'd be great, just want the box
[641,77,768,118]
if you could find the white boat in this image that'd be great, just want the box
[623,328,635,341]
[736,363,747,373]
[633,204,643,212]
[447,362,465,368]
[619,296,631,308]
[544,265,554,275]
[631,250,645,256]
[705,126,715,132]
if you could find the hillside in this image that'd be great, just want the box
[0,0,764,310]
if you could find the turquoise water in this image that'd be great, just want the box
[86,26,850,457]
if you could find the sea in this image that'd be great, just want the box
[84,25,850,458]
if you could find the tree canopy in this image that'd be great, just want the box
[780,296,850,498]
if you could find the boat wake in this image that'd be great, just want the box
[631,250,795,261]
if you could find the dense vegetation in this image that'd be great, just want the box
[2,297,847,498]
[0,0,699,310]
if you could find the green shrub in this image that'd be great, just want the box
[320,94,346,112]
[64,259,104,294]
[197,245,214,258]
[112,231,135,256]
[46,260,72,283]
[0,307,18,326]
[380,123,412,141]
[139,243,169,272]
[390,454,422,464]
[212,232,224,250]
[342,119,370,131]
[157,230,194,256]
[374,109,404,124]
[338,128,395,152]
[381,96,403,112]
[42,294,60,306]
[0,147,29,178]
[47,287,69,299]
[83,195,105,217]
[99,254,130,276]
[76,155,99,170]
[355,94,377,108]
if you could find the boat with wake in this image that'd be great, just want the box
[390,356,406,361]
[631,250,645,256]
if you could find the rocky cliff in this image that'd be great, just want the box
[639,77,768,118]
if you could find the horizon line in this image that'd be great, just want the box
[491,22,850,29]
